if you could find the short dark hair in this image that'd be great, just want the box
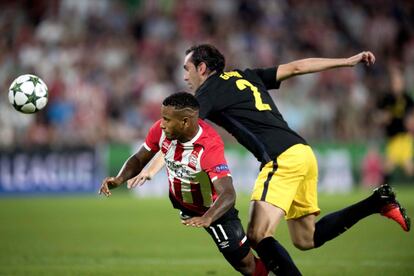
[185,44,225,73]
[162,92,200,110]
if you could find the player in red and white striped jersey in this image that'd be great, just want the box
[144,117,234,215]
[99,93,267,276]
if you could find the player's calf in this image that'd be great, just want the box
[224,250,256,276]
[291,237,314,251]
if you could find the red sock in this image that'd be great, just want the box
[253,257,268,276]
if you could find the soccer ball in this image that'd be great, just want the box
[8,74,48,114]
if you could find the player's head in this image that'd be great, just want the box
[184,44,225,92]
[161,92,200,142]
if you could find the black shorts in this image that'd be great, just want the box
[180,207,251,264]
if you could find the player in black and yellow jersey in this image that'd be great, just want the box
[182,44,410,275]
[135,44,411,275]
[377,64,414,185]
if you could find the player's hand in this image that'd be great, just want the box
[99,176,122,197]
[182,216,213,228]
[127,170,151,189]
[348,51,376,66]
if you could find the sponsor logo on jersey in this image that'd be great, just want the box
[189,153,198,169]
[166,159,192,178]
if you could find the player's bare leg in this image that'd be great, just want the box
[247,200,301,275]
[287,214,317,250]
[247,201,284,247]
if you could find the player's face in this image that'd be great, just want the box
[183,52,203,92]
[160,105,185,141]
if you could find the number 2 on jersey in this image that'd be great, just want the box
[236,79,271,111]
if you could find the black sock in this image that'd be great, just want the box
[314,193,382,248]
[255,237,301,276]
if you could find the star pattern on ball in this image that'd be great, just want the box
[11,82,22,95]
[30,76,41,86]
[27,91,42,103]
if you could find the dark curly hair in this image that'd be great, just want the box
[162,92,200,110]
[185,44,225,73]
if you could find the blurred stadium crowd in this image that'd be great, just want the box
[1,0,414,148]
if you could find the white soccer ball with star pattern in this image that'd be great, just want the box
[8,74,48,114]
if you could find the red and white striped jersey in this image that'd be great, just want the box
[144,119,231,214]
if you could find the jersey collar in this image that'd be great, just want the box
[180,125,203,146]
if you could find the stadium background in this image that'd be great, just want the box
[0,0,413,275]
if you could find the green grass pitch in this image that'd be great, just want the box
[0,186,413,275]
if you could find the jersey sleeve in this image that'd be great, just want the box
[200,138,231,182]
[252,67,281,90]
[143,120,162,152]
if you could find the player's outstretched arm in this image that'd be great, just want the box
[127,152,165,189]
[276,51,375,82]
[182,176,236,228]
[99,146,156,197]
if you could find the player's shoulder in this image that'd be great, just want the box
[199,119,221,138]
[197,120,224,147]
[222,68,273,86]
[198,70,243,96]
[148,119,163,135]
[150,119,162,129]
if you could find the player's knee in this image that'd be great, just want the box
[247,225,268,248]
[246,226,258,247]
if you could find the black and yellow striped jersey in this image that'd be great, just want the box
[195,67,307,165]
